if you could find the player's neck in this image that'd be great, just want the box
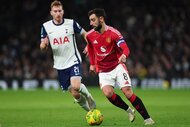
[99,24,106,34]
[53,19,63,25]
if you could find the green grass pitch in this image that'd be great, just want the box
[0,87,190,127]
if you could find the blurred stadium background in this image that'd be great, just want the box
[1,1,190,127]
[1,0,190,90]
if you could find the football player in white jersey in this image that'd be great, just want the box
[40,0,96,111]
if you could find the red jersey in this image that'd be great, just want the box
[86,25,130,72]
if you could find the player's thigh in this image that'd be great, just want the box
[70,64,82,90]
[102,85,114,98]
[99,72,115,89]
[57,69,70,91]
[116,64,132,88]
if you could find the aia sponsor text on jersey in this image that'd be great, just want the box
[53,36,70,45]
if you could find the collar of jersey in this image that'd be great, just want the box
[52,19,64,26]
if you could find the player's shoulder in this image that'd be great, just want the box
[106,25,121,35]
[43,19,74,26]
[43,20,53,26]
[64,18,74,23]
[86,29,95,37]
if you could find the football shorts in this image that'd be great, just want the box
[99,63,131,89]
[57,64,82,91]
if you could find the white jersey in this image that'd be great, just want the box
[41,19,83,69]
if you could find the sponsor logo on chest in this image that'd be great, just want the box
[53,36,70,45]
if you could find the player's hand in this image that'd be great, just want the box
[118,54,126,63]
[83,46,88,56]
[89,65,96,75]
[40,37,49,51]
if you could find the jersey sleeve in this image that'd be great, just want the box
[111,28,125,47]
[73,20,84,34]
[41,25,47,39]
[112,28,130,57]
[119,42,130,57]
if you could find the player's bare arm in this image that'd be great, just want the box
[89,65,96,74]
[81,30,87,40]
[40,37,49,51]
[83,46,88,56]
[118,42,130,63]
[82,30,89,55]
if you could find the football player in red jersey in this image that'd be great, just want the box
[86,8,154,125]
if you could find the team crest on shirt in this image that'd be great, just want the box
[106,37,111,43]
[65,29,68,34]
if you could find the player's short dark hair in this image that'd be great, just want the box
[88,8,106,20]
[51,0,63,9]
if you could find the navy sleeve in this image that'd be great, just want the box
[73,20,83,33]
[41,25,47,39]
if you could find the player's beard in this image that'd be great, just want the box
[94,24,102,32]
[94,21,102,32]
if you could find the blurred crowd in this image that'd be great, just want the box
[0,0,190,81]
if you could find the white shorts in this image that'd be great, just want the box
[99,63,131,89]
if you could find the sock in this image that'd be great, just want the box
[74,94,90,111]
[129,94,150,119]
[79,83,91,98]
[79,83,96,109]
[107,93,129,110]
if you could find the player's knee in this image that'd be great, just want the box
[70,78,81,91]
[122,87,133,99]
[103,90,113,98]
[125,92,133,99]
[73,86,80,91]
[70,87,79,93]
[102,85,114,98]
[71,83,80,91]
[70,87,80,99]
